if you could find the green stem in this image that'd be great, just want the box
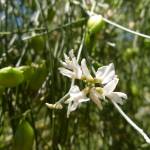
[112,100,150,144]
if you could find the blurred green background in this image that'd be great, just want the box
[0,0,150,149]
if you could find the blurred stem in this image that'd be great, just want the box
[111,100,150,144]
[0,18,86,36]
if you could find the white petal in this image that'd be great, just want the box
[79,98,90,103]
[102,63,115,79]
[81,59,93,80]
[59,67,75,78]
[113,92,127,99]
[96,63,115,84]
[61,50,82,79]
[102,69,115,84]
[76,68,82,79]
[60,60,69,69]
[66,96,89,118]
[69,49,75,59]
[69,85,80,97]
[103,78,119,95]
[69,101,79,111]
[107,92,127,105]
[96,66,107,79]
[72,57,82,79]
[64,53,70,62]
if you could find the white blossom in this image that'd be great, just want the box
[81,59,94,81]
[65,85,89,117]
[59,50,82,79]
[59,53,127,113]
[84,63,127,106]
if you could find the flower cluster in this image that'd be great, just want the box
[59,50,127,117]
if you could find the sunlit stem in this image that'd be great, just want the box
[102,17,150,39]
[111,100,150,144]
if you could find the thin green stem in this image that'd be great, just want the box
[56,93,70,104]
[112,100,150,144]
[102,17,150,39]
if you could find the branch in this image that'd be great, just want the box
[102,17,150,39]
[111,100,150,144]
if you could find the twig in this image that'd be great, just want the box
[111,100,150,144]
[102,17,150,39]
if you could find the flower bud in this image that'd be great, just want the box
[87,15,104,34]
[85,15,104,50]
[13,120,34,150]
[46,103,63,109]
[0,67,24,87]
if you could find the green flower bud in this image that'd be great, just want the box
[0,67,24,87]
[13,120,34,150]
[87,15,104,34]
[85,15,104,51]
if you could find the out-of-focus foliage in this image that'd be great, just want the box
[0,0,150,149]
[13,120,34,150]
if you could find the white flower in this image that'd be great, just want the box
[95,63,116,84]
[81,59,94,81]
[87,63,123,107]
[65,85,89,117]
[59,50,82,79]
[103,77,127,104]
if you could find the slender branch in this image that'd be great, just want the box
[45,92,69,109]
[55,93,70,104]
[102,17,150,39]
[111,100,150,144]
